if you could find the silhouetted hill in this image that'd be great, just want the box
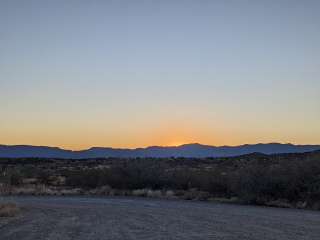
[0,143,319,159]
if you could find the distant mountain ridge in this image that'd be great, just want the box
[0,143,319,159]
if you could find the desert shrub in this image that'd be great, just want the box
[65,160,169,190]
[66,169,101,188]
[64,157,320,206]
[2,151,320,209]
[1,169,23,186]
[0,203,19,217]
[37,170,51,185]
[228,159,320,204]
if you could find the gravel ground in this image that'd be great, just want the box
[0,196,319,240]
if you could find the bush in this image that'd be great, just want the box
[2,151,320,209]
[0,203,19,217]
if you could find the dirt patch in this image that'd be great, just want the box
[1,196,320,240]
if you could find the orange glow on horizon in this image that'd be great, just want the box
[1,117,319,151]
[166,141,189,147]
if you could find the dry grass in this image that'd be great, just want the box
[0,203,19,217]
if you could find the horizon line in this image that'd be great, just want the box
[1,142,320,152]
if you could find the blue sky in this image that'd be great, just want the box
[1,1,319,149]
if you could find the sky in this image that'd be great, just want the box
[1,0,320,150]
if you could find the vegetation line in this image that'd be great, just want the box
[1,151,320,210]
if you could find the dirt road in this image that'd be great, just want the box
[0,196,319,240]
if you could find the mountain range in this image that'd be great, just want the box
[0,143,319,159]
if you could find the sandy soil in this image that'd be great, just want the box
[0,196,319,240]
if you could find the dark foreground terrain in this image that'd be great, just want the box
[0,196,320,240]
[1,150,320,209]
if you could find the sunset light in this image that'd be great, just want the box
[1,1,320,238]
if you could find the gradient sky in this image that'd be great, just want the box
[1,0,320,150]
